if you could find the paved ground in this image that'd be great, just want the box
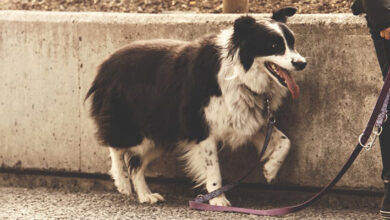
[0,173,383,219]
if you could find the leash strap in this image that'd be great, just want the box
[193,116,275,204]
[376,90,390,127]
[189,69,390,216]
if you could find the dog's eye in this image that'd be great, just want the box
[271,44,278,49]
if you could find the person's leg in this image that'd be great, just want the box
[381,107,390,218]
[370,29,390,181]
[380,107,390,181]
[368,23,390,218]
[370,30,390,79]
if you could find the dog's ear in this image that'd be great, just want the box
[233,16,256,40]
[272,7,297,23]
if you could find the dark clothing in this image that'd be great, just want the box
[352,0,390,31]
[380,114,390,180]
[370,28,390,180]
[370,28,390,79]
[353,0,390,180]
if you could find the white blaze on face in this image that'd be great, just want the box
[265,22,306,71]
[260,22,305,99]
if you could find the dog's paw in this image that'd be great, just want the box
[209,195,231,206]
[263,158,282,183]
[138,192,164,204]
[114,178,132,196]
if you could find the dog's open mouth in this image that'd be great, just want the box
[265,62,300,99]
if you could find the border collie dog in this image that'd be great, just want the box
[86,7,306,206]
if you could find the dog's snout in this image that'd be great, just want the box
[292,61,307,71]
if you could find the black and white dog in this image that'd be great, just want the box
[85,7,306,206]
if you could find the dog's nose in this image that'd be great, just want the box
[292,61,307,70]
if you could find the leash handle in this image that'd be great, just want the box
[190,68,390,216]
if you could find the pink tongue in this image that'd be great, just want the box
[278,69,300,99]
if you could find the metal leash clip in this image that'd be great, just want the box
[359,126,383,151]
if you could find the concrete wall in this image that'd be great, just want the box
[0,11,383,190]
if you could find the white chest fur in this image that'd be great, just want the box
[204,89,266,148]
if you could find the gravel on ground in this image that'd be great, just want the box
[0,0,354,14]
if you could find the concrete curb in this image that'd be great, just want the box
[0,11,383,190]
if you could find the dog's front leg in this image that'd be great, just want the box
[252,127,291,183]
[202,138,231,206]
[182,137,231,206]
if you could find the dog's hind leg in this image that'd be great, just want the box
[109,147,132,195]
[180,138,231,206]
[252,127,291,183]
[125,139,164,204]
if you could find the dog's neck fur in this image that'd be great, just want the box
[216,28,287,114]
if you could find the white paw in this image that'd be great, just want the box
[209,195,231,206]
[138,192,164,204]
[263,159,282,183]
[114,178,132,196]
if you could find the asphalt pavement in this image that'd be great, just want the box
[0,173,383,219]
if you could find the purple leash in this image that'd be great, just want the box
[189,69,390,216]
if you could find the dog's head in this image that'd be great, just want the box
[228,7,306,99]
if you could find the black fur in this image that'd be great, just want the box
[272,7,297,23]
[230,16,288,71]
[85,36,222,148]
[279,24,295,50]
[86,13,298,151]
[129,155,141,172]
